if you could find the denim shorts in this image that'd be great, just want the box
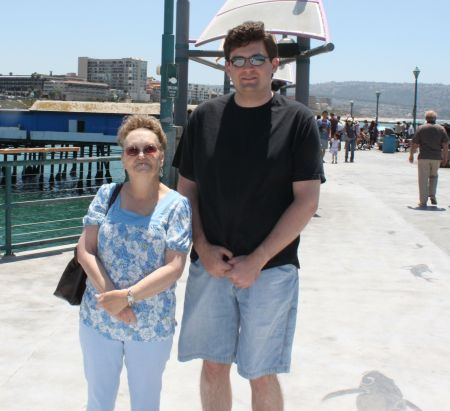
[178,260,299,380]
[320,138,329,149]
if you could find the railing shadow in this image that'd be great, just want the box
[0,243,75,264]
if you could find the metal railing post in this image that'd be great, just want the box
[4,165,14,256]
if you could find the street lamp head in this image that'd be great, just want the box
[413,66,420,79]
[376,91,381,97]
[278,35,295,44]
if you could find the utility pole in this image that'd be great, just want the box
[174,0,190,127]
[160,0,176,186]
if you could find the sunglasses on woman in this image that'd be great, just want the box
[229,54,270,68]
[124,144,159,157]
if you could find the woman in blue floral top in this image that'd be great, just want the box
[77,114,192,411]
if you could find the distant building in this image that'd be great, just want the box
[146,78,161,102]
[0,74,47,97]
[0,100,161,146]
[43,80,110,101]
[145,80,222,104]
[187,83,223,104]
[0,73,108,101]
[78,57,149,102]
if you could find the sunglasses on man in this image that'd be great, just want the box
[229,54,270,68]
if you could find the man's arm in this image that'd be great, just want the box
[409,142,419,163]
[227,179,320,288]
[177,175,233,276]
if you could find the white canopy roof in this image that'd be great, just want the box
[195,0,330,47]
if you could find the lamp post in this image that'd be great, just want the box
[412,66,420,132]
[375,91,381,125]
[350,100,354,118]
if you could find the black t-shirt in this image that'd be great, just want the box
[173,93,325,269]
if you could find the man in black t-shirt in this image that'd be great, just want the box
[173,22,324,411]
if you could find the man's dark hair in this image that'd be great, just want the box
[223,21,278,61]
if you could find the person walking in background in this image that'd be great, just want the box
[344,117,357,162]
[408,122,415,139]
[174,21,324,411]
[77,115,192,411]
[317,110,331,161]
[409,110,449,207]
[330,112,338,147]
[368,120,378,147]
[330,133,340,163]
[354,119,360,136]
[336,115,344,151]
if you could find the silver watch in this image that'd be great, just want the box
[127,289,135,306]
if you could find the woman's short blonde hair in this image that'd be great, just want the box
[117,115,167,151]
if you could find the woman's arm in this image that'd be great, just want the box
[77,226,116,293]
[95,249,187,316]
[77,226,137,324]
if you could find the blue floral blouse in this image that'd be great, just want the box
[80,183,192,342]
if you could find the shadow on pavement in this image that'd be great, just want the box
[0,245,74,265]
[407,205,447,211]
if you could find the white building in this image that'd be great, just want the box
[43,79,110,101]
[78,57,149,102]
[187,83,223,104]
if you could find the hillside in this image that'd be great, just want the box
[310,81,450,120]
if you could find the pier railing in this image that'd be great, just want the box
[1,150,122,256]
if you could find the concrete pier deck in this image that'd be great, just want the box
[1,148,449,411]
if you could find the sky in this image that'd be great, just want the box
[2,0,450,86]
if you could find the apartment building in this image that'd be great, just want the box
[78,57,149,102]
[187,83,223,104]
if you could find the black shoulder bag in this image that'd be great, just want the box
[53,183,123,305]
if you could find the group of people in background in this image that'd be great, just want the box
[316,109,449,208]
[316,111,379,163]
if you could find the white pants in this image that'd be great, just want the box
[79,323,172,411]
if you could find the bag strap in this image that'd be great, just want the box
[107,182,123,211]
[74,183,123,260]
